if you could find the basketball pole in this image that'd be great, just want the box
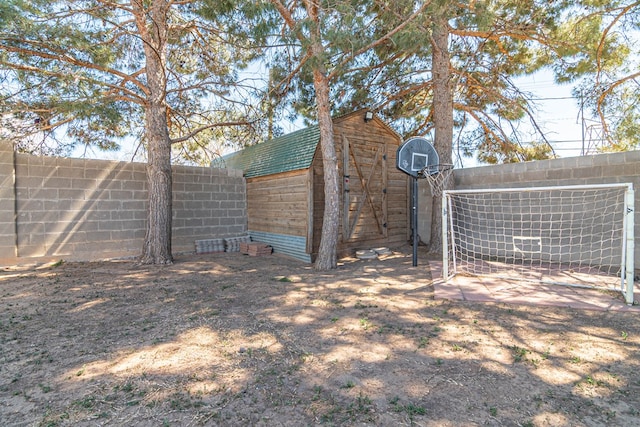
[412,176,418,266]
[396,136,440,268]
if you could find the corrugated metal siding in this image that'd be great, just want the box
[218,126,320,178]
[248,230,312,263]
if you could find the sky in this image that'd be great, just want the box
[72,69,590,167]
[513,71,586,157]
[454,69,589,169]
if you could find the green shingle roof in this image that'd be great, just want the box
[218,125,320,178]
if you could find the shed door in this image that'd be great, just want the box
[342,135,388,241]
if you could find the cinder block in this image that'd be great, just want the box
[109,190,134,200]
[130,190,147,201]
[0,199,14,211]
[122,200,146,211]
[205,217,220,226]
[220,217,237,226]
[132,171,147,182]
[220,201,236,209]
[545,169,567,180]
[131,211,147,222]
[71,178,99,189]
[86,211,111,221]
[76,221,101,232]
[228,225,247,234]
[98,220,124,231]
[27,164,54,177]
[58,189,86,200]
[0,222,14,236]
[110,229,141,241]
[81,230,111,241]
[614,162,640,177]
[110,210,135,221]
[207,183,221,193]
[204,201,221,210]
[46,244,74,257]
[572,167,596,180]
[0,245,15,258]
[17,199,44,211]
[17,176,44,188]
[123,181,145,191]
[183,183,203,192]
[55,166,85,179]
[100,179,123,190]
[228,168,244,178]
[228,209,245,218]
[47,230,87,244]
[18,244,46,257]
[623,150,640,163]
[221,184,237,193]
[95,200,123,211]
[183,218,204,227]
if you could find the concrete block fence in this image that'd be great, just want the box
[3,139,640,267]
[417,151,640,269]
[0,141,246,265]
[0,143,15,260]
[451,150,640,269]
[452,150,640,191]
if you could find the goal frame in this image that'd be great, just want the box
[442,183,635,305]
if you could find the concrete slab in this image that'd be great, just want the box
[429,261,640,313]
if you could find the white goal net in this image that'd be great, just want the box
[443,184,635,305]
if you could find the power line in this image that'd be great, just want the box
[547,139,584,144]
[525,96,576,101]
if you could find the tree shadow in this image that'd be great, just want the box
[1,248,639,426]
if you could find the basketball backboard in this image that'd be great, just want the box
[396,137,439,178]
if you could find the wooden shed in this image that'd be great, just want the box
[221,110,409,262]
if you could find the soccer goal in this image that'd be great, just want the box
[442,183,635,305]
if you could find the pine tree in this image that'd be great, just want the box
[0,0,262,264]
[266,0,428,269]
[558,0,640,151]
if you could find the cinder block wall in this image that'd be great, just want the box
[171,164,247,252]
[452,150,640,267]
[0,142,15,259]
[1,141,246,265]
[453,150,640,191]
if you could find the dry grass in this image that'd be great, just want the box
[1,246,639,426]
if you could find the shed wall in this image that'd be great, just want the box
[312,115,408,257]
[246,169,309,238]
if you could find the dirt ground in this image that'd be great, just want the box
[1,246,639,427]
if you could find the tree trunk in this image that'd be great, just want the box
[135,0,174,265]
[428,15,454,254]
[313,66,340,270]
[140,102,173,264]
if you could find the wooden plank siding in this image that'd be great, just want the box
[386,147,410,243]
[311,112,408,258]
[246,169,310,238]
[231,110,408,262]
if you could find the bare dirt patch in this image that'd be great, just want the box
[1,246,639,426]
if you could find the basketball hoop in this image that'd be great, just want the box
[421,163,453,197]
[396,137,447,266]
